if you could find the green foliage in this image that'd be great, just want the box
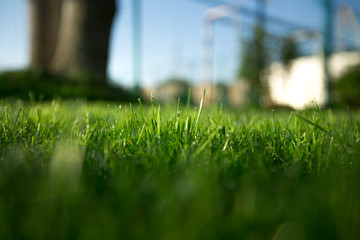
[281,36,298,69]
[0,98,360,239]
[159,77,192,104]
[238,25,269,105]
[332,65,360,108]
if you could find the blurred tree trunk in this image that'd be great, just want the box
[29,0,116,82]
[29,0,62,72]
[51,0,116,81]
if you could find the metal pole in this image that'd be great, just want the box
[256,0,266,26]
[202,17,213,86]
[132,0,142,91]
[323,0,334,106]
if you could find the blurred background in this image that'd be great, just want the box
[0,0,359,108]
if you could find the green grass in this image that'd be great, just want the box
[0,96,360,240]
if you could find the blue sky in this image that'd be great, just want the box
[0,0,359,88]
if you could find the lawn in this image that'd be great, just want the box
[0,95,359,239]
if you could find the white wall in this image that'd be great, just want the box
[268,51,360,109]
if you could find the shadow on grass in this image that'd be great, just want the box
[0,70,137,102]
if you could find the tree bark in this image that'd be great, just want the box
[29,0,62,72]
[50,0,116,81]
